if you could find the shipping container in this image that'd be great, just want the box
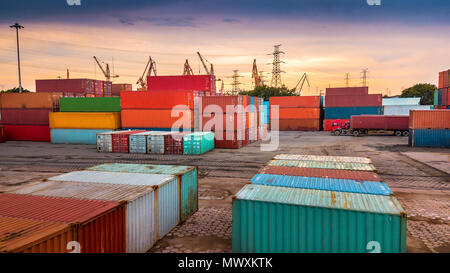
[258,166,382,181]
[49,171,179,239]
[0,216,77,253]
[201,96,244,113]
[0,92,63,109]
[438,69,449,89]
[382,97,420,106]
[213,130,245,149]
[269,96,321,108]
[11,181,159,253]
[278,108,320,119]
[0,193,125,253]
[183,132,214,154]
[112,84,132,96]
[325,94,382,107]
[87,163,198,222]
[147,132,172,154]
[434,90,439,106]
[112,130,146,153]
[325,87,368,96]
[60,97,121,112]
[164,132,189,154]
[409,110,450,129]
[49,112,121,129]
[0,109,52,125]
[0,125,5,142]
[323,119,350,131]
[121,109,193,129]
[232,184,406,253]
[36,79,95,94]
[251,174,392,195]
[129,131,152,153]
[278,119,320,131]
[324,107,383,119]
[351,115,409,131]
[147,75,216,92]
[51,129,112,145]
[3,125,50,142]
[409,129,450,148]
[202,112,246,131]
[274,154,372,164]
[383,105,433,116]
[267,159,376,171]
[121,91,195,109]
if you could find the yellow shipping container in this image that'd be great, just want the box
[49,112,121,129]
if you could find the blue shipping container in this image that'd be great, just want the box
[51,129,112,144]
[263,101,269,124]
[409,129,450,148]
[251,174,392,196]
[324,106,383,119]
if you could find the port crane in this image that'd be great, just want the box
[197,52,214,75]
[137,56,157,90]
[252,59,263,88]
[295,73,310,95]
[183,59,194,75]
[93,56,119,82]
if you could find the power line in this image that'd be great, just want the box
[268,44,285,88]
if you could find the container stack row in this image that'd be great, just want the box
[49,97,122,145]
[269,96,322,131]
[435,69,450,109]
[1,163,198,253]
[382,97,432,116]
[233,154,407,253]
[36,79,112,97]
[0,92,62,141]
[408,110,449,148]
[323,87,382,131]
[97,130,214,155]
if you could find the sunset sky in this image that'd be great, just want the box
[0,0,449,95]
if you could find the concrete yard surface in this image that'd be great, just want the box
[0,131,448,253]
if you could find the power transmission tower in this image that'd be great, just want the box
[231,70,242,95]
[345,73,350,87]
[10,22,24,93]
[268,44,285,88]
[361,68,369,87]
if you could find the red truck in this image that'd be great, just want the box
[331,115,409,137]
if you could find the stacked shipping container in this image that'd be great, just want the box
[436,69,450,109]
[408,110,449,148]
[147,75,216,94]
[36,79,112,97]
[0,92,62,141]
[382,97,432,116]
[233,154,406,253]
[111,83,132,97]
[269,96,321,131]
[323,87,382,131]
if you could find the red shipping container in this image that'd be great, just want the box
[112,84,132,96]
[111,131,145,153]
[0,109,52,125]
[409,110,450,129]
[36,79,95,94]
[121,109,194,129]
[269,96,321,108]
[258,166,382,182]
[164,132,188,154]
[326,87,368,96]
[325,94,382,107]
[147,75,216,92]
[0,193,125,253]
[278,119,320,131]
[121,91,194,110]
[438,71,444,89]
[213,130,246,149]
[201,96,244,113]
[440,88,450,106]
[0,125,5,142]
[323,119,350,131]
[4,125,50,142]
[439,70,450,89]
[202,112,246,132]
[351,115,409,130]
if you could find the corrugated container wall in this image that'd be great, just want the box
[49,112,121,129]
[382,97,420,106]
[325,94,382,107]
[324,107,383,119]
[409,129,450,148]
[351,115,409,130]
[233,184,406,253]
[147,75,216,92]
[325,87,368,96]
[274,154,372,163]
[51,129,112,144]
[60,97,121,112]
[266,159,377,172]
[383,105,433,116]
[409,110,449,129]
[0,92,63,109]
[3,125,50,142]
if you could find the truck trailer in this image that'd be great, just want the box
[331,115,409,137]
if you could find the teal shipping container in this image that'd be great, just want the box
[232,184,407,253]
[267,159,377,172]
[324,106,382,119]
[51,129,112,144]
[59,97,121,112]
[87,163,198,222]
[183,132,214,155]
[409,129,450,148]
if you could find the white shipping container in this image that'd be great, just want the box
[383,105,433,116]
[146,132,171,154]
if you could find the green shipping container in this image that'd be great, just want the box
[183,132,214,155]
[60,97,121,112]
[434,90,439,106]
[233,184,406,253]
[87,163,198,222]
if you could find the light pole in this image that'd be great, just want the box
[10,22,24,93]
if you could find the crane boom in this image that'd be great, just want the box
[252,59,262,88]
[197,52,210,75]
[93,56,119,82]
[183,59,194,75]
[294,73,310,95]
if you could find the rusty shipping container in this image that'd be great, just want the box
[0,92,63,109]
[409,110,450,129]
[269,96,321,108]
[326,87,368,96]
[325,94,382,107]
[258,165,382,182]
[0,109,52,125]
[0,216,77,253]
[0,193,125,253]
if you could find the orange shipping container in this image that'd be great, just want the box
[269,96,320,108]
[278,108,320,119]
[409,110,450,129]
[121,109,194,129]
[0,216,77,253]
[278,119,320,131]
[0,92,63,109]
